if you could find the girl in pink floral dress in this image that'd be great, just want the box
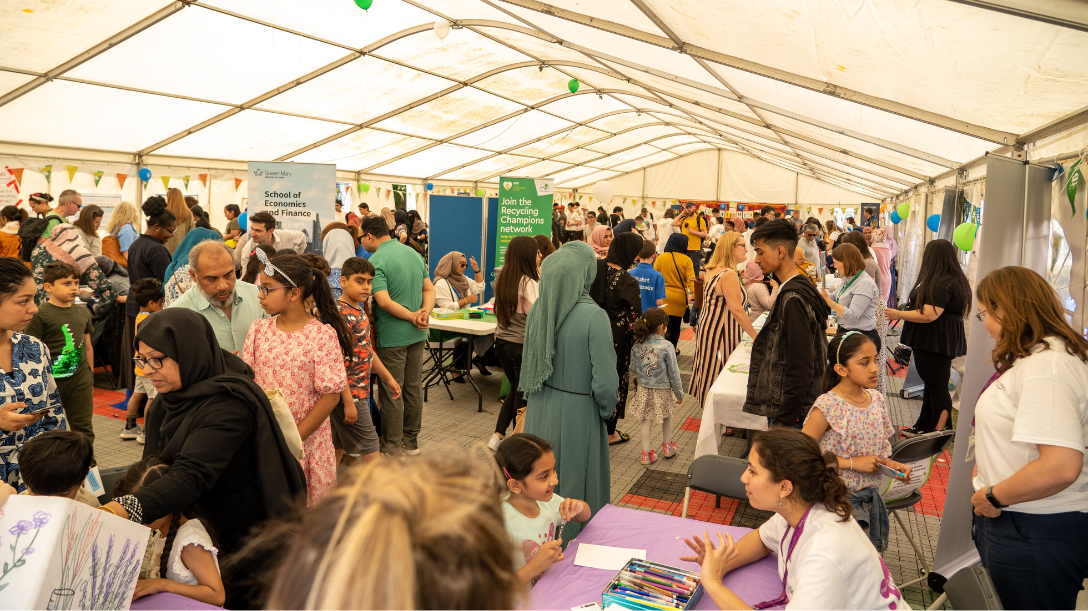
[802,331,912,551]
[243,252,354,506]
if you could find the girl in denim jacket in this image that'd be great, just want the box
[628,308,684,465]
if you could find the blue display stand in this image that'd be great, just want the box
[427,195,484,287]
[484,197,499,303]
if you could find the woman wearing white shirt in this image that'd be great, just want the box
[970,266,1088,610]
[656,209,678,253]
[681,429,905,610]
[433,250,484,310]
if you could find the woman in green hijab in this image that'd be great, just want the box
[521,241,619,540]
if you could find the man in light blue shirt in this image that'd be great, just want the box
[169,240,267,353]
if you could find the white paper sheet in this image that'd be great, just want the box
[572,543,646,571]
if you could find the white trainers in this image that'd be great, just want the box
[136,429,146,444]
[405,448,421,456]
[119,424,143,441]
[488,433,503,451]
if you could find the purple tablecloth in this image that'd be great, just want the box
[530,504,783,610]
[130,592,222,610]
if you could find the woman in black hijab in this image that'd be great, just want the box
[589,232,644,446]
[100,308,306,605]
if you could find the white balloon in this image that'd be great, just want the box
[434,20,450,40]
[592,181,613,206]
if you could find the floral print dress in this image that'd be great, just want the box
[0,333,67,492]
[805,388,894,492]
[242,317,347,506]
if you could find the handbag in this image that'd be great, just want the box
[264,388,305,462]
[101,226,128,268]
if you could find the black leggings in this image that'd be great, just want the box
[912,347,953,432]
[494,339,524,435]
[667,315,683,348]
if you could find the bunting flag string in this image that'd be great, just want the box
[41,165,52,184]
[161,176,171,191]
[183,175,190,190]
[93,171,104,187]
[65,165,78,183]
[199,174,208,188]
[117,174,127,191]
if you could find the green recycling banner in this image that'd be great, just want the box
[495,176,554,268]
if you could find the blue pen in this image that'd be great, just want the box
[615,583,683,603]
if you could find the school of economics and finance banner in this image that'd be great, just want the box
[247,161,336,255]
[495,176,554,268]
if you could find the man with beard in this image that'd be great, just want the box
[169,240,266,353]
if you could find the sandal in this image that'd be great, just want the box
[609,430,630,445]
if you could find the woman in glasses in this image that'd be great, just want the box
[100,308,307,609]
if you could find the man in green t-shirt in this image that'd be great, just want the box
[29,189,82,238]
[359,216,435,456]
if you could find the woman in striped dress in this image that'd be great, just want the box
[689,232,761,407]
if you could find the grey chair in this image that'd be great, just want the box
[886,429,955,587]
[96,464,132,505]
[927,566,1004,610]
[681,455,748,518]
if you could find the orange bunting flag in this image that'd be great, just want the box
[93,171,104,187]
[233,178,243,190]
[66,165,78,183]
[198,174,208,188]
[818,207,823,214]
[161,176,170,191]
[116,174,127,190]
[9,167,23,187]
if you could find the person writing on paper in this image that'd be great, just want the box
[433,251,484,310]
[681,429,905,610]
[803,332,910,552]
[969,266,1088,610]
[496,433,591,585]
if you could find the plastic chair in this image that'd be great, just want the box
[422,329,467,402]
[926,566,1003,610]
[96,464,132,505]
[681,455,748,518]
[885,429,955,587]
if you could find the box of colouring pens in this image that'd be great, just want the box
[601,558,703,610]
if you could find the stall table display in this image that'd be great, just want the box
[426,309,497,412]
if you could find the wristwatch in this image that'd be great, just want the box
[985,486,1007,509]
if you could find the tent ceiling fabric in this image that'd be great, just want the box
[2,1,1087,197]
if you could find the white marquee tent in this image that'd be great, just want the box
[3,0,1088,222]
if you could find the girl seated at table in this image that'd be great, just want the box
[802,331,911,552]
[112,456,225,607]
[496,434,592,585]
[680,429,905,610]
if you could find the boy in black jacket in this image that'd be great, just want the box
[743,219,831,428]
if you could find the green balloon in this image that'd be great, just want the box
[476,188,485,196]
[897,202,911,219]
[953,222,977,251]
[568,78,579,94]
[360,183,370,193]
[354,0,373,9]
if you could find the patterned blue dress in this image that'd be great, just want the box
[0,332,68,492]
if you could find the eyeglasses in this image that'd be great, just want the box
[132,356,164,371]
[975,310,987,323]
[258,284,294,297]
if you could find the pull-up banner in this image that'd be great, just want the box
[247,161,336,255]
[495,176,553,268]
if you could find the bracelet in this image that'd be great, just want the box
[97,505,117,516]
[849,457,854,471]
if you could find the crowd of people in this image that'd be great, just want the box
[0,191,1084,610]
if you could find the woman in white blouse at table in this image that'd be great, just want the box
[433,250,484,310]
[969,266,1088,610]
[681,429,905,610]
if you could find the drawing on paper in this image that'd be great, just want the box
[0,496,149,610]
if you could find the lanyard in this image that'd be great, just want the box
[753,506,812,610]
[834,271,865,302]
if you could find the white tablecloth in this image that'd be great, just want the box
[695,340,768,458]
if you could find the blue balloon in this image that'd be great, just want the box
[426,182,434,191]
[239,211,247,232]
[138,168,152,181]
[889,210,901,224]
[926,214,941,232]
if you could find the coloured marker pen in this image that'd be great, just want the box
[608,593,678,610]
[615,581,688,603]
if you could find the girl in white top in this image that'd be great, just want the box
[433,250,484,310]
[969,266,1088,610]
[742,259,778,323]
[656,210,679,253]
[114,457,225,607]
[681,429,905,610]
[496,434,591,585]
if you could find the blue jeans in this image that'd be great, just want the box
[973,510,1088,609]
[847,487,889,552]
